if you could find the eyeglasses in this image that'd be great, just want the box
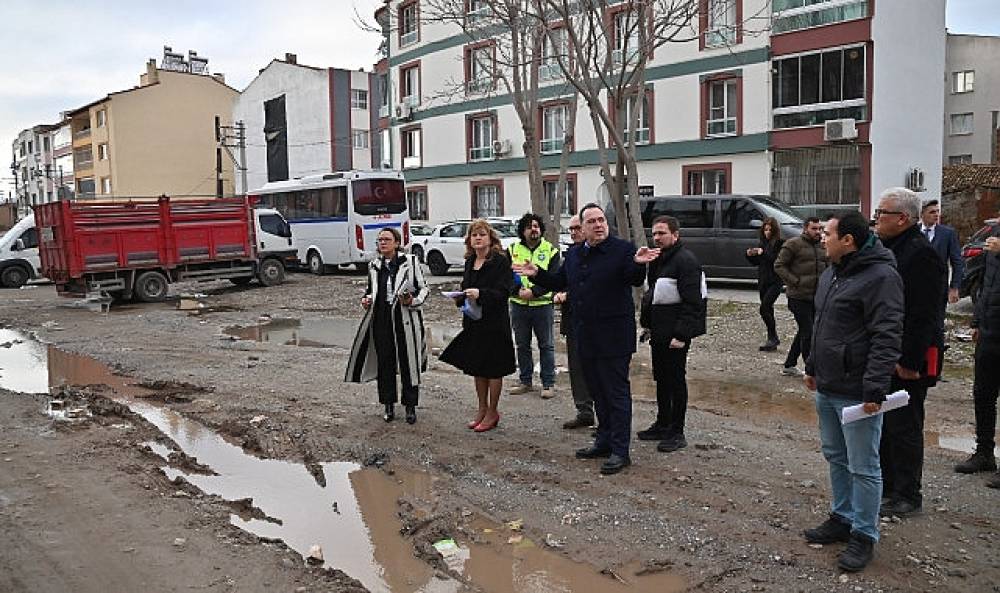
[873,209,903,218]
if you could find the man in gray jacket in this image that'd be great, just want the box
[802,210,903,573]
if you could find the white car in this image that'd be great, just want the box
[0,214,42,288]
[415,219,518,276]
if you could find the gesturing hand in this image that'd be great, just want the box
[361,296,372,310]
[512,262,538,277]
[464,288,480,300]
[634,246,661,264]
[518,288,534,300]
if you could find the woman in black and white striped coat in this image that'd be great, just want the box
[345,227,428,424]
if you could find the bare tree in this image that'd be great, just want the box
[417,0,581,243]
[527,0,761,245]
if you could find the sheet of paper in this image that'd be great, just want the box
[440,290,464,299]
[841,390,910,424]
[652,278,681,305]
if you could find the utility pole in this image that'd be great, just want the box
[218,120,247,196]
[214,116,223,198]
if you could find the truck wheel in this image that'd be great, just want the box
[258,259,285,287]
[134,271,169,302]
[427,251,449,276]
[1,265,29,289]
[308,251,326,275]
[229,276,253,286]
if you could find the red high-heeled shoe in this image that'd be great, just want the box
[468,412,487,429]
[474,414,500,433]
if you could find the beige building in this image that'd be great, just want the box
[68,52,238,199]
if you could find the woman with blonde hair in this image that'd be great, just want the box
[345,227,428,424]
[440,219,516,432]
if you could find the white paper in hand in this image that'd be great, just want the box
[440,290,464,299]
[841,390,910,424]
[652,278,681,305]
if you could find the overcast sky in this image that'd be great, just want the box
[1,0,998,198]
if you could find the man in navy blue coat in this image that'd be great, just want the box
[920,199,964,307]
[515,203,659,475]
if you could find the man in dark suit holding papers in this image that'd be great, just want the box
[636,215,707,453]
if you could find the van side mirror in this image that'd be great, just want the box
[749,219,764,229]
[13,239,25,251]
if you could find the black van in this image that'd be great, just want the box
[607,194,804,280]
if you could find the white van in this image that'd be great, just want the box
[0,214,41,288]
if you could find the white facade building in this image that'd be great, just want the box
[378,0,945,223]
[10,121,74,218]
[234,54,380,194]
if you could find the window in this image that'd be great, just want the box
[620,91,651,144]
[351,89,368,110]
[407,187,428,220]
[78,177,95,195]
[948,154,973,165]
[351,129,369,150]
[399,1,419,47]
[468,115,495,161]
[400,63,420,107]
[27,140,33,154]
[772,146,861,216]
[772,0,868,33]
[380,129,391,167]
[684,163,732,195]
[466,0,489,25]
[401,126,422,168]
[705,0,737,46]
[540,28,567,80]
[721,199,763,229]
[471,181,503,217]
[18,228,39,250]
[258,214,291,238]
[98,143,109,160]
[663,198,716,229]
[772,45,866,129]
[706,79,737,136]
[543,175,577,217]
[43,136,50,152]
[465,44,494,93]
[96,109,106,127]
[950,113,974,135]
[439,223,467,239]
[101,177,112,194]
[613,10,641,64]
[952,70,975,94]
[540,103,569,153]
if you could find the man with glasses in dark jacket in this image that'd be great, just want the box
[803,210,903,573]
[874,188,947,518]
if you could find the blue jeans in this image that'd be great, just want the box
[816,391,883,542]
[510,303,555,388]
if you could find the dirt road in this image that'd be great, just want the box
[0,273,996,593]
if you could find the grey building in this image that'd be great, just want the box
[944,34,1000,165]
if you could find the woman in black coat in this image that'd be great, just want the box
[745,217,784,351]
[439,219,516,432]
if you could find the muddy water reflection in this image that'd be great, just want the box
[225,318,462,351]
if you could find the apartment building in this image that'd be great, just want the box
[66,48,238,200]
[378,0,945,222]
[234,54,380,194]
[944,34,1000,165]
[10,121,74,218]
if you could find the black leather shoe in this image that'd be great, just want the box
[954,450,996,474]
[759,338,780,352]
[599,454,631,475]
[803,515,852,544]
[837,533,875,572]
[575,445,612,459]
[656,434,687,452]
[562,416,595,429]
[879,499,921,518]
[383,404,395,422]
[405,405,416,424]
[637,424,670,441]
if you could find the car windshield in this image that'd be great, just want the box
[750,196,802,224]
[490,222,518,238]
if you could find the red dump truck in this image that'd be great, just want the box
[35,196,297,301]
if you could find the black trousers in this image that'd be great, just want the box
[973,338,1000,452]
[651,341,690,436]
[758,283,782,341]
[784,297,814,368]
[581,354,632,458]
[881,376,928,506]
[566,334,594,421]
[373,303,418,406]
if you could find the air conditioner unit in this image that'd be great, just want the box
[906,167,926,192]
[395,104,412,121]
[824,118,858,142]
[491,139,511,158]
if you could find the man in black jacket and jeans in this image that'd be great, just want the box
[874,188,947,518]
[636,215,707,452]
[803,210,903,573]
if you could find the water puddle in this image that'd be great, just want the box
[0,328,685,592]
[225,318,462,351]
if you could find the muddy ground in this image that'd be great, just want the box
[0,272,997,593]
